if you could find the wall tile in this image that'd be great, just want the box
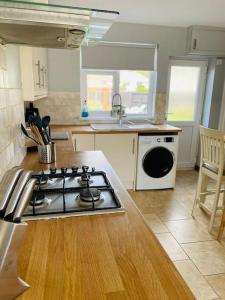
[0,45,25,177]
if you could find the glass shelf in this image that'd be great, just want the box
[0,0,119,20]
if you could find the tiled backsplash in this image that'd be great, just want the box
[35,91,167,125]
[35,91,81,125]
[153,93,167,124]
[0,45,25,180]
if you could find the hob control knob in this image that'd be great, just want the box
[61,167,67,174]
[72,166,79,173]
[50,167,57,174]
[82,166,89,173]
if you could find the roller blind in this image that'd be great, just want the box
[81,42,157,71]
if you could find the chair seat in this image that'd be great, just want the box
[202,162,225,175]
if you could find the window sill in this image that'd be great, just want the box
[79,115,152,122]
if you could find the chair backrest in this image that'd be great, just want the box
[199,126,225,175]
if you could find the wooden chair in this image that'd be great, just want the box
[192,126,225,233]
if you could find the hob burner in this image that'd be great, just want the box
[77,188,104,206]
[29,191,46,207]
[77,173,94,186]
[38,175,48,185]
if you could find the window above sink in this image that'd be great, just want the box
[80,69,156,119]
[80,41,157,120]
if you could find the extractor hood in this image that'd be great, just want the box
[0,0,119,49]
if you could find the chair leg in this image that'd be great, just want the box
[218,211,225,240]
[218,193,225,240]
[209,181,222,233]
[192,171,207,217]
[199,174,208,204]
[223,189,225,208]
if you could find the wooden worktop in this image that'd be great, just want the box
[17,126,193,300]
[71,123,181,134]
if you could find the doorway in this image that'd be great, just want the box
[166,59,208,168]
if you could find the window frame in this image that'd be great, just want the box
[80,68,156,120]
[166,59,208,125]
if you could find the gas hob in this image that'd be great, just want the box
[23,166,124,220]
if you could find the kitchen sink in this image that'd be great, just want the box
[126,124,157,129]
[91,123,130,131]
[91,123,158,131]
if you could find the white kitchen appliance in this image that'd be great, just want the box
[136,134,179,190]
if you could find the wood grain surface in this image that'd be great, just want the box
[17,126,193,300]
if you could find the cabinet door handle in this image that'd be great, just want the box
[74,138,77,152]
[35,60,41,88]
[40,66,45,88]
[132,138,135,154]
[193,39,197,50]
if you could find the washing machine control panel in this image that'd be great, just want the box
[140,136,175,144]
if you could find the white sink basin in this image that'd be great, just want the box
[91,123,158,131]
[127,124,157,129]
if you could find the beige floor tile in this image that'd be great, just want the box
[143,213,169,234]
[182,241,225,275]
[152,202,191,221]
[206,274,225,300]
[156,232,188,261]
[175,260,218,300]
[166,219,213,243]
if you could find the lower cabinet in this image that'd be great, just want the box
[73,134,94,151]
[73,133,137,189]
[95,134,137,189]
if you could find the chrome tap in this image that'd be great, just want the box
[112,93,126,126]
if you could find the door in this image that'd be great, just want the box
[166,60,207,168]
[95,133,137,189]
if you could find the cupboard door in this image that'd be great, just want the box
[20,46,48,101]
[95,134,137,189]
[73,134,94,152]
[187,26,225,55]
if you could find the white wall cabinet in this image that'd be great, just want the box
[20,46,48,101]
[73,134,95,151]
[187,26,225,56]
[73,133,137,189]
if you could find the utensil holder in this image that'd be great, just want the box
[38,142,56,164]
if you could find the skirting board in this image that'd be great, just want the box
[177,162,195,170]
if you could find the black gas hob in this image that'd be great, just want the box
[23,166,124,220]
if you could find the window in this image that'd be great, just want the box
[81,69,156,118]
[167,60,207,122]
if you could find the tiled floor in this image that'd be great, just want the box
[129,170,225,300]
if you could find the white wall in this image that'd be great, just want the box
[0,45,25,180]
[47,48,80,92]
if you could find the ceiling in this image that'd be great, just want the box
[50,0,225,28]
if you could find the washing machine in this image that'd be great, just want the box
[136,134,179,190]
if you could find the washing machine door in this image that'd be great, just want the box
[142,146,174,178]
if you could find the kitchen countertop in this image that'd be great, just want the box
[71,123,182,134]
[18,126,193,300]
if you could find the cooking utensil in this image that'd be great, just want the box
[29,115,49,145]
[0,167,23,218]
[42,115,51,141]
[30,125,45,146]
[20,124,41,145]
[42,116,50,129]
[13,178,37,223]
